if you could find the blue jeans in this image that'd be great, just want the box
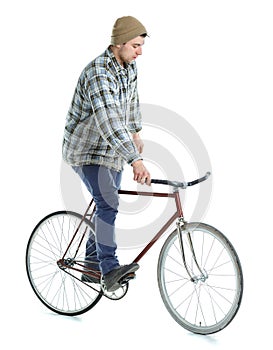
[73,165,122,275]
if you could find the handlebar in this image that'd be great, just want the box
[151,172,211,189]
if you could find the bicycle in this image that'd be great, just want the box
[25,171,243,335]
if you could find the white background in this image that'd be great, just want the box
[1,0,272,348]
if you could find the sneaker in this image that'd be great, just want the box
[103,263,139,292]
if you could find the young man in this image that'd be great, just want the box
[62,16,151,291]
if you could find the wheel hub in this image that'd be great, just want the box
[192,269,208,284]
[57,258,75,269]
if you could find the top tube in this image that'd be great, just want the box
[151,171,211,189]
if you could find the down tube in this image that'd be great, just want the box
[132,211,179,263]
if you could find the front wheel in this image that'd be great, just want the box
[157,222,243,334]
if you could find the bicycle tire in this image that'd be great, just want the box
[157,222,243,334]
[26,211,103,316]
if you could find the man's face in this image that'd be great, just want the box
[117,36,145,65]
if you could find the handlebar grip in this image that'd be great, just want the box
[151,179,169,185]
[151,172,211,188]
[151,179,187,188]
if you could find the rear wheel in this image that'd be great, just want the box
[26,211,103,316]
[157,222,243,334]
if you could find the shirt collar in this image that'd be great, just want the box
[106,47,134,75]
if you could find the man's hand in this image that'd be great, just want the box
[132,160,151,185]
[132,133,144,154]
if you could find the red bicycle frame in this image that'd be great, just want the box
[60,188,183,272]
[61,172,211,263]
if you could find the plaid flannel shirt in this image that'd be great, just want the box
[62,48,142,171]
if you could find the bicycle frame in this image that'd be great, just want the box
[60,188,184,266]
[60,172,212,269]
[57,183,209,292]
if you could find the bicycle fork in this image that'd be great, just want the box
[177,219,208,283]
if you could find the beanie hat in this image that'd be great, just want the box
[111,16,148,45]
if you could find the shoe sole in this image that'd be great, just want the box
[105,264,139,292]
[81,272,135,286]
